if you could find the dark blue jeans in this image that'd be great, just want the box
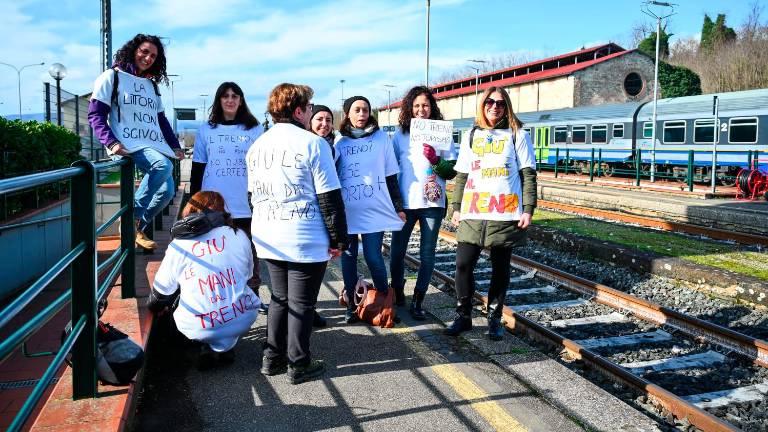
[389,207,444,294]
[341,232,388,302]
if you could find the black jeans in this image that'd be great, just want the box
[264,259,327,366]
[454,242,512,318]
[233,218,261,289]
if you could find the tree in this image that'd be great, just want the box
[700,13,736,54]
[700,14,715,53]
[637,26,670,59]
[658,62,702,97]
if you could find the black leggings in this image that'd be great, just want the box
[454,242,512,316]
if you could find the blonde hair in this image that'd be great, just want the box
[475,86,522,133]
[267,83,314,123]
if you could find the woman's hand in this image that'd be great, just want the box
[397,211,406,222]
[174,148,185,159]
[423,144,439,165]
[451,210,460,227]
[517,212,532,229]
[111,142,129,156]
[328,248,341,259]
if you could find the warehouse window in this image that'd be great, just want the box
[693,119,715,143]
[663,120,686,144]
[591,124,607,143]
[553,126,567,143]
[729,117,758,143]
[624,72,643,96]
[572,125,586,143]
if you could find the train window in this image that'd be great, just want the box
[693,119,715,143]
[613,124,624,138]
[729,117,758,143]
[553,126,567,143]
[591,124,607,143]
[663,120,686,144]
[572,125,586,143]
[643,122,653,139]
[624,72,643,96]
[452,130,462,144]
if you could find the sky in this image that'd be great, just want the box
[0,0,765,124]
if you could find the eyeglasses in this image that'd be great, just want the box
[484,98,506,109]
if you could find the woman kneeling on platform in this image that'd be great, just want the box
[148,191,260,369]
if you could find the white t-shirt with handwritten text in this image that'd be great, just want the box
[334,129,404,234]
[246,123,341,262]
[91,68,175,158]
[152,226,260,352]
[393,129,458,209]
[454,128,536,222]
[193,123,264,218]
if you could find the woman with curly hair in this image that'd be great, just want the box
[88,33,184,251]
[389,86,457,320]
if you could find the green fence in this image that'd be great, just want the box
[0,158,136,432]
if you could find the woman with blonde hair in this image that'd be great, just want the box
[149,191,259,369]
[445,86,537,341]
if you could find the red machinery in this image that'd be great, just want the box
[735,168,768,200]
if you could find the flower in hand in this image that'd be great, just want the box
[423,144,439,165]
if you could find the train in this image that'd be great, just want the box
[452,88,768,185]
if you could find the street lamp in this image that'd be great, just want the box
[641,0,676,182]
[383,84,396,128]
[168,74,182,132]
[340,79,346,108]
[468,59,486,115]
[48,63,67,126]
[0,61,44,120]
[199,94,209,120]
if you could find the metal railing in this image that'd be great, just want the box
[0,157,136,432]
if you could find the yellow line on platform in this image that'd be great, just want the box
[432,363,528,432]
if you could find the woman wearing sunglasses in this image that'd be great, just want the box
[389,86,457,320]
[445,87,537,341]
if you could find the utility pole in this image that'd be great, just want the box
[425,0,430,86]
[101,0,112,72]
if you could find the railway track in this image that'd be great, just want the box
[538,199,768,247]
[384,230,768,431]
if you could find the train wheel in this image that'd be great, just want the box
[718,167,738,187]
[599,163,614,177]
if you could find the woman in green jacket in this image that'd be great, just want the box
[445,86,537,341]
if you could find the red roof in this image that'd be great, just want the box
[382,43,632,110]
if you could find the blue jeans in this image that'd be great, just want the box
[128,147,175,232]
[341,232,388,302]
[389,207,444,294]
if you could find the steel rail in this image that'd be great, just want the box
[387,231,756,431]
[538,199,768,247]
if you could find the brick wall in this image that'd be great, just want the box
[574,51,655,107]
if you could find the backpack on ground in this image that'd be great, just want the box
[95,320,145,386]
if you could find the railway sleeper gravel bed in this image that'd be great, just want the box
[385,231,768,431]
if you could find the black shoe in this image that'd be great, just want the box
[410,292,426,321]
[258,302,269,315]
[444,316,472,336]
[288,359,326,384]
[487,316,505,341]
[197,344,217,371]
[218,348,235,365]
[344,307,359,324]
[394,286,406,307]
[313,310,327,328]
[260,354,288,376]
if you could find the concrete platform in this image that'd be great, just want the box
[538,180,768,236]
[133,260,663,431]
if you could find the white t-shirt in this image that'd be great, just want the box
[334,129,404,234]
[454,128,536,221]
[393,129,458,209]
[193,123,264,218]
[91,68,175,158]
[246,123,340,263]
[152,225,259,352]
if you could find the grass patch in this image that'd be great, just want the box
[533,209,768,280]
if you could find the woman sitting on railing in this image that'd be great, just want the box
[148,191,260,370]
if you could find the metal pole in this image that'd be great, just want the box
[650,15,660,182]
[120,158,135,298]
[711,95,719,193]
[55,78,62,126]
[425,0,430,86]
[101,0,112,72]
[44,82,51,122]
[340,79,345,107]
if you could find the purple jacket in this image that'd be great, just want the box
[87,63,180,151]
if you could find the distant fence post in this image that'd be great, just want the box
[687,150,694,192]
[554,148,560,178]
[44,83,51,123]
[635,149,641,186]
[120,158,136,298]
[589,148,595,182]
[597,148,602,177]
[70,160,98,399]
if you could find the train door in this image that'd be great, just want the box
[535,127,550,162]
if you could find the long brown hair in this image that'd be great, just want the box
[398,86,443,133]
[476,86,522,133]
[208,82,259,130]
[182,191,238,231]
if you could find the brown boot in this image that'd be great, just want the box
[135,230,157,250]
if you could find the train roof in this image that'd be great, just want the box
[637,88,768,120]
[451,102,641,129]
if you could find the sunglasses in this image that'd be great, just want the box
[484,98,506,109]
